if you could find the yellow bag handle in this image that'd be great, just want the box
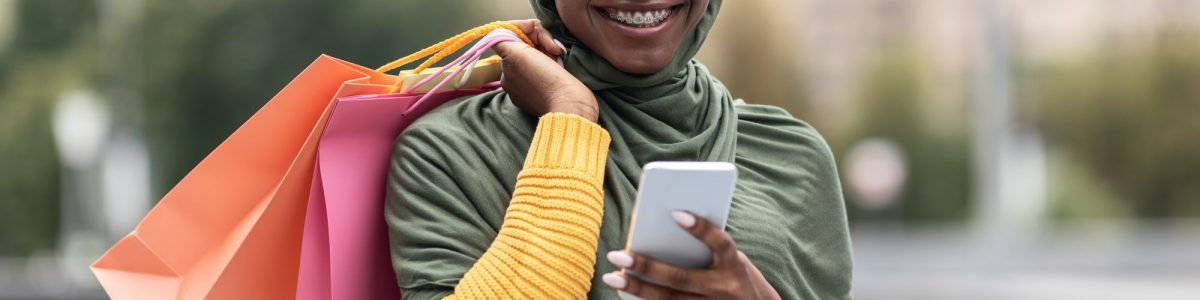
[376,21,534,93]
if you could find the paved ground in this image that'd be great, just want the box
[851,220,1200,299]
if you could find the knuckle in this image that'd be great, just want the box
[498,45,528,60]
[736,251,751,262]
[630,256,649,274]
[706,231,736,254]
[625,277,645,295]
[706,279,737,297]
[716,283,739,297]
[666,269,691,288]
[690,218,712,235]
[713,236,735,254]
[494,44,514,58]
[665,290,685,300]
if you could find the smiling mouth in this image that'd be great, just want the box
[596,5,683,28]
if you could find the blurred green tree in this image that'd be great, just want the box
[141,0,497,195]
[840,40,973,221]
[0,0,501,255]
[1022,26,1200,218]
[0,0,100,256]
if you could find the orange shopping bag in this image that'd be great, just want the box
[90,55,397,299]
[295,24,533,300]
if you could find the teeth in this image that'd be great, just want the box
[606,8,673,27]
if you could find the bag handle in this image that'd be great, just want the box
[405,28,526,93]
[402,27,566,112]
[403,33,524,111]
[375,21,534,93]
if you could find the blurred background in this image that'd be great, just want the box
[1,0,1198,299]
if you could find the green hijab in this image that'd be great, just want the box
[530,0,738,166]
[386,0,853,298]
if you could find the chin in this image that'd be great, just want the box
[557,0,707,75]
[600,46,677,74]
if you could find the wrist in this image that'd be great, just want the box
[547,102,599,123]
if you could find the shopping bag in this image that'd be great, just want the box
[90,55,398,299]
[297,85,498,300]
[295,25,532,300]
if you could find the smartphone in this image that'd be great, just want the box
[624,161,737,269]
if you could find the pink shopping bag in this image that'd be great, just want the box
[295,29,524,299]
[91,54,399,300]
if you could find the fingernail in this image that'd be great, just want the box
[602,272,627,289]
[553,39,567,52]
[672,211,695,228]
[607,251,633,268]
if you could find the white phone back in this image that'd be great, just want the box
[624,161,737,269]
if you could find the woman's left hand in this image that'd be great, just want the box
[602,211,782,300]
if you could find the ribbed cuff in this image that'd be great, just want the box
[524,113,611,180]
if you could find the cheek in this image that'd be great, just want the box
[556,1,591,24]
[556,2,595,40]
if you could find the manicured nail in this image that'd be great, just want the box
[607,251,633,268]
[602,272,627,289]
[672,211,695,228]
[553,39,567,52]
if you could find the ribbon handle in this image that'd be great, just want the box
[376,21,534,93]
[403,30,527,111]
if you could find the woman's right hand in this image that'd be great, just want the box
[493,19,599,123]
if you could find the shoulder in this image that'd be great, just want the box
[393,91,536,166]
[733,101,836,165]
[732,101,852,300]
[401,91,535,142]
[732,101,841,190]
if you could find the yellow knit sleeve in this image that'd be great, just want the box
[444,113,611,300]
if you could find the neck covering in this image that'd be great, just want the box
[530,1,758,298]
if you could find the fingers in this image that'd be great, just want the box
[535,27,563,57]
[505,19,539,35]
[672,211,739,266]
[607,251,715,293]
[504,19,563,57]
[603,272,704,300]
[493,19,538,58]
[491,39,532,59]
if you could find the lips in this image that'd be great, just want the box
[602,7,676,28]
[595,5,682,29]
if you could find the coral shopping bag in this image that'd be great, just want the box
[296,24,533,300]
[90,55,400,299]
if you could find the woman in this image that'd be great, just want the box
[385,0,853,299]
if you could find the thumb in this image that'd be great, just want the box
[491,40,534,59]
[505,19,540,35]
